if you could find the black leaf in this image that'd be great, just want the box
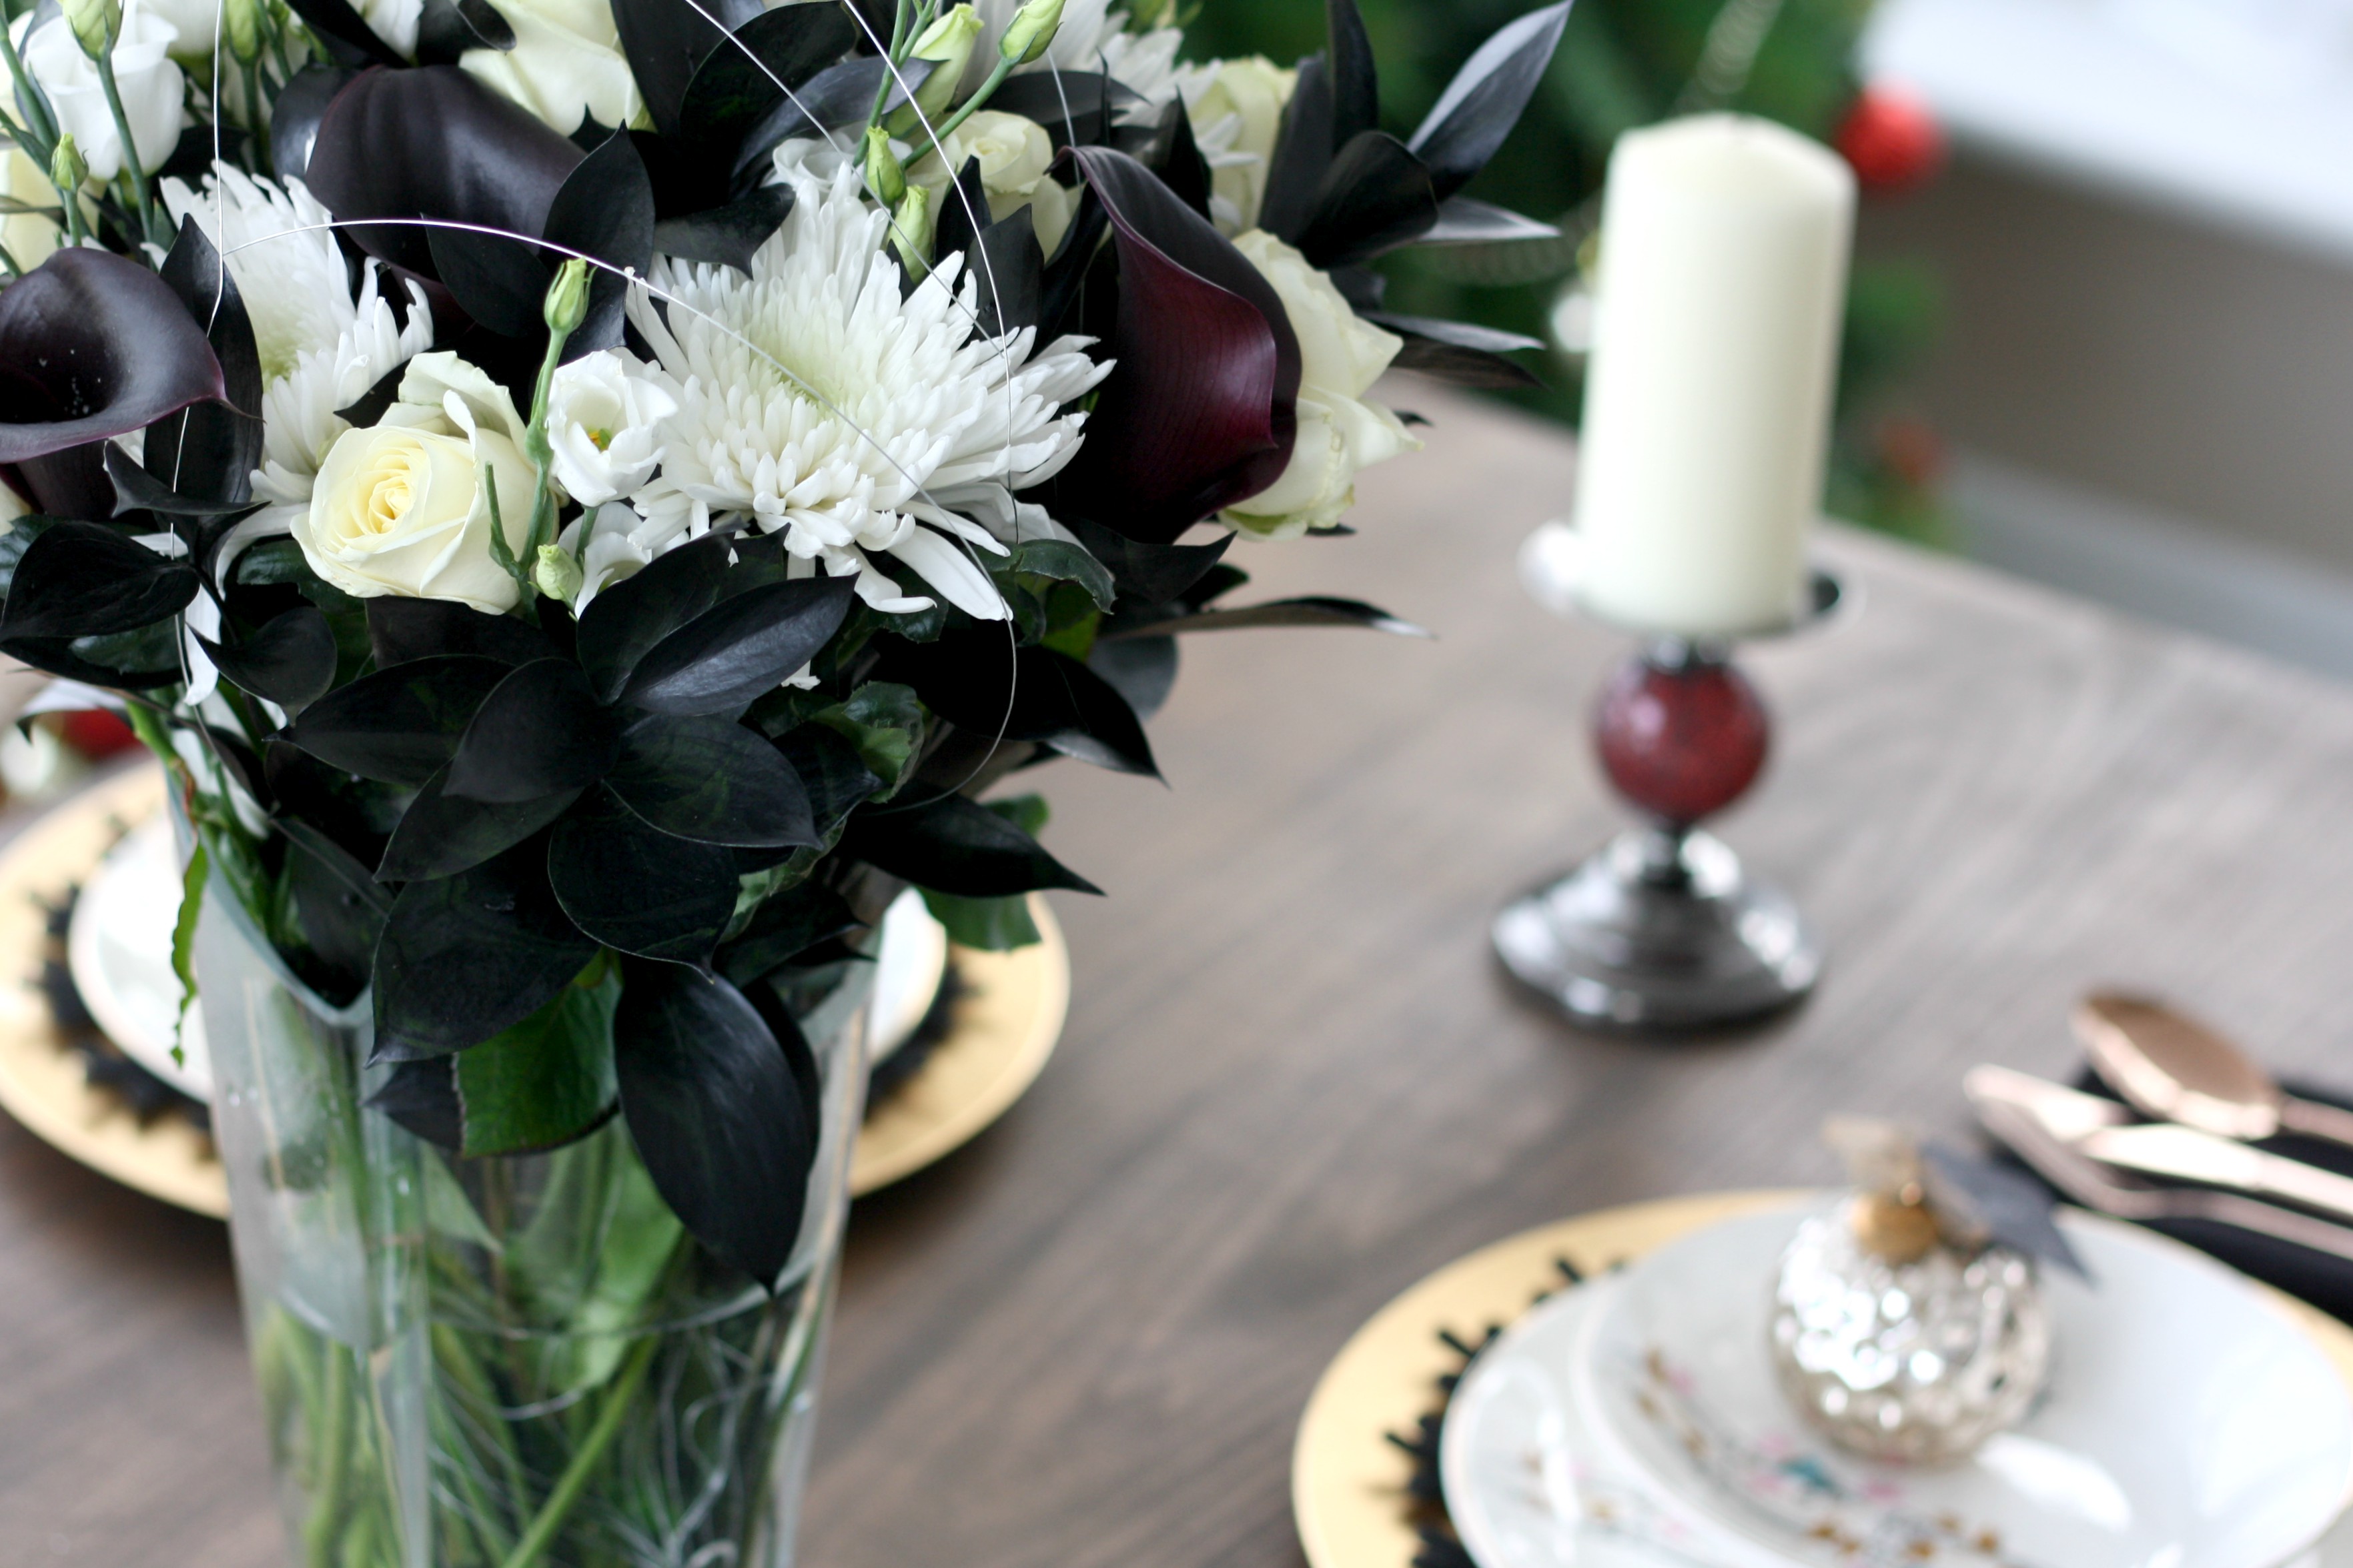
[1087,634,1176,721]
[378,764,583,882]
[1416,194,1559,245]
[619,576,856,716]
[676,1,860,157]
[547,786,741,962]
[280,818,389,1003]
[881,633,1156,778]
[612,0,763,138]
[199,606,338,713]
[606,713,817,847]
[650,185,796,273]
[103,445,253,519]
[839,790,1101,896]
[264,740,404,864]
[773,722,876,837]
[1063,516,1232,604]
[1104,594,1428,638]
[416,0,514,62]
[372,839,597,1060]
[149,219,265,508]
[576,530,733,701]
[1327,0,1380,145]
[963,205,1041,337]
[730,57,933,189]
[282,654,512,786]
[367,596,556,667]
[270,65,358,182]
[930,155,992,273]
[364,1058,464,1148]
[429,226,549,339]
[0,521,197,640]
[1296,131,1438,269]
[281,0,404,65]
[445,658,621,803]
[987,71,1142,149]
[1406,0,1571,202]
[542,131,658,354]
[1257,54,1333,244]
[715,881,855,987]
[613,957,815,1286]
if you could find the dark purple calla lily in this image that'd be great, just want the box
[0,249,226,480]
[1053,145,1300,546]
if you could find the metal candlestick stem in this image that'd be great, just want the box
[1493,524,1850,1031]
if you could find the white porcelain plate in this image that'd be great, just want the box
[1574,1203,2353,1568]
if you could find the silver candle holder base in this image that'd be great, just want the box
[1495,523,1851,1034]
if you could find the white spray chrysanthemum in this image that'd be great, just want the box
[624,165,1111,619]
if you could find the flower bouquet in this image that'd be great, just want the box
[0,0,1567,1554]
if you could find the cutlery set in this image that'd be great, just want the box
[1968,994,2353,1263]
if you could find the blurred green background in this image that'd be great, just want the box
[1180,0,1949,543]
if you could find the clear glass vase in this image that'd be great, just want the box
[192,867,871,1568]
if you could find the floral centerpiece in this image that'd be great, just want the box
[0,0,1566,1555]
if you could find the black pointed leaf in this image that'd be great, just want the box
[1087,633,1176,721]
[199,606,338,712]
[962,206,1042,337]
[373,840,598,1060]
[606,714,817,846]
[543,132,658,353]
[283,0,404,65]
[378,764,584,881]
[445,658,621,803]
[1327,0,1379,145]
[773,722,876,838]
[416,0,514,63]
[272,65,358,181]
[1062,515,1232,604]
[0,633,180,688]
[1297,130,1438,269]
[839,790,1101,896]
[335,361,408,430]
[0,249,226,466]
[650,185,796,273]
[149,219,265,509]
[1366,310,1545,388]
[1416,194,1560,245]
[612,0,763,137]
[1364,311,1544,354]
[613,958,815,1285]
[1105,594,1428,638]
[879,633,1155,776]
[367,596,555,666]
[730,57,933,187]
[931,155,992,273]
[1406,0,1571,201]
[0,522,197,640]
[618,575,856,716]
[548,786,741,962]
[988,71,1142,150]
[265,740,405,864]
[363,1058,464,1149]
[103,445,252,519]
[1257,54,1333,244]
[715,881,855,987]
[430,227,549,339]
[676,1,861,156]
[576,531,735,700]
[279,817,391,1004]
[282,654,512,786]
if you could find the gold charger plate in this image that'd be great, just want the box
[0,768,1069,1216]
[1291,1188,2353,1568]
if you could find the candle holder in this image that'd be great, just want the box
[1493,526,1850,1031]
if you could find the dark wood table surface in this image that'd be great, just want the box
[11,390,2353,1565]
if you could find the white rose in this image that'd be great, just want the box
[141,0,226,54]
[1221,229,1419,541]
[1177,56,1294,233]
[461,0,641,135]
[914,111,1075,257]
[19,4,186,183]
[545,349,677,507]
[297,353,540,613]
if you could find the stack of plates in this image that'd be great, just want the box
[1441,1202,2353,1568]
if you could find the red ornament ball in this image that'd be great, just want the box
[1835,84,1946,195]
[1593,657,1769,826]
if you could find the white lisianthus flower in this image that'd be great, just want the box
[141,0,227,55]
[1221,230,1418,541]
[461,0,641,135]
[965,0,1180,110]
[18,3,186,183]
[359,0,422,56]
[546,349,676,507]
[1174,55,1294,233]
[298,353,540,612]
[1,147,61,272]
[626,165,1112,619]
[159,164,433,571]
[913,111,1075,256]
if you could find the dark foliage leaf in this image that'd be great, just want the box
[446,658,621,803]
[0,250,226,466]
[773,722,877,836]
[1330,263,1385,311]
[103,446,252,519]
[839,790,1101,896]
[1256,54,1332,243]
[199,606,338,713]
[1063,514,1232,604]
[149,220,265,511]
[306,66,584,279]
[373,840,598,1060]
[430,227,548,339]
[1406,0,1572,202]
[1326,0,1380,145]
[988,71,1141,150]
[576,530,733,701]
[378,764,582,881]
[960,205,1041,337]
[1034,181,1108,341]
[930,155,992,274]
[731,56,931,188]
[1377,324,1544,388]
[282,0,404,65]
[1087,633,1176,720]
[606,713,817,846]
[612,958,815,1286]
[334,360,408,431]
[1051,147,1300,544]
[281,818,389,1003]
[1297,131,1438,269]
[715,881,855,987]
[676,1,859,156]
[416,0,514,62]
[620,576,856,716]
[1364,311,1544,354]
[548,786,741,962]
[1416,194,1560,245]
[612,0,763,137]
[454,972,620,1155]
[542,131,658,353]
[368,596,554,667]
[879,632,1156,777]
[0,521,197,640]
[264,740,405,864]
[1005,537,1113,607]
[11,442,113,522]
[272,65,358,183]
[650,185,795,273]
[363,1058,463,1148]
[0,632,181,688]
[1104,594,1428,638]
[1139,97,1212,221]
[282,654,512,786]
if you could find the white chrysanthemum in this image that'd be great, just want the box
[161,164,432,564]
[965,0,1181,113]
[624,166,1111,618]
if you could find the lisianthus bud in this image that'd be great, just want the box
[863,125,905,207]
[224,0,262,63]
[895,3,979,134]
[61,0,120,58]
[533,543,584,601]
[49,133,87,192]
[997,0,1063,66]
[889,182,933,277]
[543,256,590,336]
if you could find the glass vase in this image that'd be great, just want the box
[192,868,871,1568]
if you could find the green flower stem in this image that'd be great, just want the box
[0,33,58,155]
[432,1323,528,1549]
[498,1333,659,1568]
[864,0,918,137]
[306,1342,354,1568]
[522,319,572,562]
[904,53,1013,171]
[91,47,163,247]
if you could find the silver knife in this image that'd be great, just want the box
[2075,1121,2353,1225]
[1963,1065,2130,1140]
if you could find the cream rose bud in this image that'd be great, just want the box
[297,353,539,613]
[18,3,185,183]
[461,0,641,135]
[1222,230,1419,541]
[917,111,1075,257]
[545,350,678,508]
[1179,56,1294,233]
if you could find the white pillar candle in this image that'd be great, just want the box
[1571,113,1855,638]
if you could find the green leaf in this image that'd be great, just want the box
[452,960,621,1156]
[920,888,1039,950]
[1005,538,1115,608]
[421,1155,500,1253]
[562,1152,684,1393]
[231,536,318,587]
[813,681,923,798]
[987,792,1049,836]
[171,839,206,1067]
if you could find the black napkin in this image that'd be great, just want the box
[1997,1069,2353,1325]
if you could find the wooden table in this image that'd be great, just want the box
[12,391,2353,1565]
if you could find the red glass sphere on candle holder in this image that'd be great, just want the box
[1594,654,1769,827]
